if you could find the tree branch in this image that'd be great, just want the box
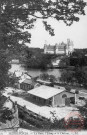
[29,13,54,19]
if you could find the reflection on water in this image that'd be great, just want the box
[9,64,61,78]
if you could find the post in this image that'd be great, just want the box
[52,96,54,107]
[75,93,76,104]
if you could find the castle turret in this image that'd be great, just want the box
[44,44,47,54]
[55,43,59,54]
[67,39,74,55]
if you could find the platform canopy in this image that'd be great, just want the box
[28,85,65,99]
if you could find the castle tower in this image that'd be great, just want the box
[44,44,47,54]
[66,39,74,55]
[44,40,47,54]
[55,43,59,54]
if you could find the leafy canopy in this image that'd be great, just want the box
[0,0,86,49]
[0,50,11,89]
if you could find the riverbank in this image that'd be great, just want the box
[9,64,61,78]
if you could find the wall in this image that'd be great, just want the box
[20,83,33,91]
[56,50,65,54]
[45,47,66,55]
[53,91,75,107]
[45,50,55,54]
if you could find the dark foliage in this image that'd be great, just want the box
[77,106,87,129]
[0,108,14,123]
[65,85,71,91]
[0,0,86,50]
[70,49,87,66]
[50,118,65,130]
[24,49,54,69]
[19,107,65,130]
[60,49,87,87]
[0,51,10,89]
[0,0,86,89]
[0,95,7,109]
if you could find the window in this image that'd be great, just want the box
[62,94,67,98]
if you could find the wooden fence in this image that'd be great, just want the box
[17,104,51,129]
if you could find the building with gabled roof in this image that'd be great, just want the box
[28,85,65,99]
[36,79,53,86]
[19,78,34,91]
[28,85,75,107]
[14,70,32,79]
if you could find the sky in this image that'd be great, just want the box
[26,4,87,49]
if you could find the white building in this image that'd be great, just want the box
[44,39,74,55]
[28,85,75,107]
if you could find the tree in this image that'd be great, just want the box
[49,75,56,83]
[0,0,86,89]
[40,73,49,80]
[74,66,87,86]
[8,73,19,88]
[0,50,10,89]
[65,85,71,91]
[0,108,14,124]
[60,69,75,84]
[0,0,86,50]
[70,49,87,66]
[0,94,14,125]
[60,49,87,87]
[59,56,70,68]
[24,51,53,69]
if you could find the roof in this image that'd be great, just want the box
[19,78,26,83]
[21,73,31,79]
[37,79,52,84]
[28,85,65,99]
[21,79,33,85]
[45,43,66,50]
[46,45,55,50]
[19,74,31,83]
[14,71,32,78]
[34,83,41,88]
[70,89,76,93]
[14,70,23,77]
[58,46,65,49]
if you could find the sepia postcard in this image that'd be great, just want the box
[0,0,87,135]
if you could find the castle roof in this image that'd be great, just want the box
[45,43,66,48]
[46,45,55,50]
